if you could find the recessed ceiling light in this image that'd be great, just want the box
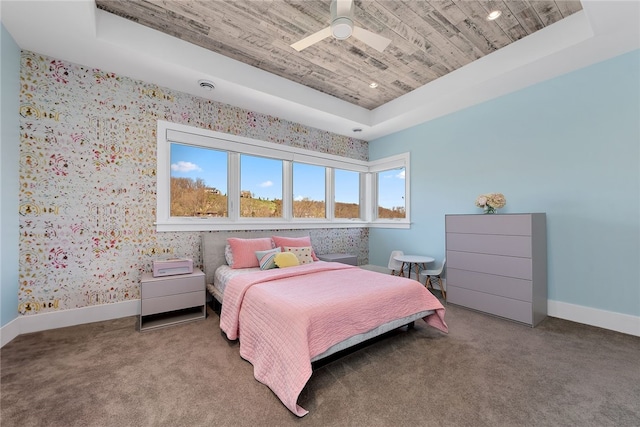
[486,10,502,20]
[198,79,215,91]
[369,82,379,89]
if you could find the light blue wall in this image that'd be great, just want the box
[369,50,640,317]
[0,24,21,327]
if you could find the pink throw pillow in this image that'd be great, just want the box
[272,236,318,261]
[227,237,274,269]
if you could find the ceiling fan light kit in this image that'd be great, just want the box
[331,17,353,39]
[291,0,391,53]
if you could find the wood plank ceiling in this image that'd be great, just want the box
[95,0,583,110]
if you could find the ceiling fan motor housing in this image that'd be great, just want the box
[331,17,353,39]
[330,0,355,39]
[290,0,390,52]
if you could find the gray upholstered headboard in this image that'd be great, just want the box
[200,229,312,285]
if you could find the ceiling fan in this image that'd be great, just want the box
[290,0,392,53]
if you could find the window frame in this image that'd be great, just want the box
[156,121,410,231]
[332,167,364,220]
[292,161,327,220]
[238,153,284,219]
[368,155,410,226]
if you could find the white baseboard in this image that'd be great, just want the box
[1,300,140,347]
[3,298,637,348]
[548,300,640,337]
[1,317,21,347]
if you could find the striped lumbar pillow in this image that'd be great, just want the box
[256,248,281,270]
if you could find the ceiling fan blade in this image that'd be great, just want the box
[352,26,391,52]
[291,26,332,51]
[335,0,353,17]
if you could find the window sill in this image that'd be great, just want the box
[155,219,378,232]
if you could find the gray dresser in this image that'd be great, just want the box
[445,213,547,327]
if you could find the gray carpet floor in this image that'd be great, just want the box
[2,300,639,427]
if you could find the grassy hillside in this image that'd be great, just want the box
[170,178,404,219]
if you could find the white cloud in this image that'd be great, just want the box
[171,161,201,173]
[259,180,273,188]
[294,195,304,201]
[382,170,405,180]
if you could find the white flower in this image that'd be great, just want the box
[476,193,506,210]
[487,193,506,209]
[475,195,488,208]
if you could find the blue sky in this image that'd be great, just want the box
[170,143,405,208]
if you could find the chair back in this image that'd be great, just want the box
[421,258,446,276]
[387,250,404,271]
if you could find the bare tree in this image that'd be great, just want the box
[170,177,208,216]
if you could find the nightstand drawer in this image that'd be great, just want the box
[141,273,204,298]
[141,290,205,316]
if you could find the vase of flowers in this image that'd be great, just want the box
[475,193,506,214]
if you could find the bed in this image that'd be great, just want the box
[201,231,447,416]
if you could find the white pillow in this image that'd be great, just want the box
[224,244,234,266]
[284,246,313,265]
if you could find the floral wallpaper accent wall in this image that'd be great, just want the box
[18,51,369,316]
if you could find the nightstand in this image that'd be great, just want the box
[317,253,358,266]
[139,268,206,331]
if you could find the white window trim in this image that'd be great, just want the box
[156,121,410,231]
[368,153,411,227]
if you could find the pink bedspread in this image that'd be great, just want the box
[219,262,447,416]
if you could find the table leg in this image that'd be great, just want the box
[399,262,406,277]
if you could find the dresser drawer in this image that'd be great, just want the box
[141,290,205,316]
[447,233,532,258]
[447,268,532,302]
[446,214,532,236]
[141,273,204,298]
[447,286,533,325]
[447,250,532,280]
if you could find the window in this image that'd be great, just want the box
[334,168,361,219]
[369,153,410,224]
[293,162,326,219]
[377,167,406,219]
[156,121,409,231]
[240,154,283,218]
[170,143,227,217]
